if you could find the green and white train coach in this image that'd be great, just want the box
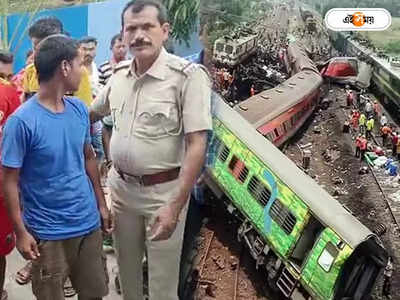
[204,95,388,300]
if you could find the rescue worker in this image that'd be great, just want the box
[89,1,212,300]
[392,133,398,157]
[365,100,373,118]
[360,135,368,161]
[358,112,366,135]
[0,51,19,300]
[381,124,392,147]
[345,86,352,107]
[380,113,388,128]
[373,100,380,118]
[351,110,360,130]
[355,134,362,158]
[397,139,400,161]
[366,117,374,139]
[382,256,393,299]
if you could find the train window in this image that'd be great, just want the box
[291,116,295,126]
[228,155,239,171]
[391,78,400,90]
[247,176,271,206]
[216,43,224,52]
[282,122,287,132]
[219,144,230,162]
[248,176,260,199]
[269,200,297,235]
[264,132,274,142]
[283,120,291,131]
[226,45,234,54]
[318,242,339,272]
[238,166,249,183]
[274,128,279,137]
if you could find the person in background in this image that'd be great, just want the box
[97,34,127,278]
[381,124,392,147]
[391,132,398,157]
[23,17,93,105]
[366,117,374,139]
[12,50,34,100]
[79,36,104,164]
[2,35,111,300]
[0,51,20,300]
[360,135,367,161]
[382,256,393,299]
[355,134,362,158]
[79,36,100,97]
[358,112,366,135]
[373,100,380,118]
[380,113,388,128]
[98,33,128,176]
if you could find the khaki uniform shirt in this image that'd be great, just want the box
[91,48,212,175]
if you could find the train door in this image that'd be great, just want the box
[300,228,345,300]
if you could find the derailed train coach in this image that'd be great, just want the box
[204,94,388,300]
[235,42,322,147]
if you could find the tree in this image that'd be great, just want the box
[163,0,200,46]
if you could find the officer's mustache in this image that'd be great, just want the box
[131,41,152,48]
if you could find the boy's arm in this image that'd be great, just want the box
[84,143,114,234]
[3,167,39,260]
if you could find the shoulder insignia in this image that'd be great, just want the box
[113,60,132,74]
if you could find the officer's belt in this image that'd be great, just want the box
[115,167,180,186]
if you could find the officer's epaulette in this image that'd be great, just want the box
[166,55,200,77]
[113,60,132,74]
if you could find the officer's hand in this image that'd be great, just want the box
[148,203,179,241]
[16,231,40,260]
[100,206,115,234]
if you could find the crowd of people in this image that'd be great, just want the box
[0,1,212,300]
[344,86,400,163]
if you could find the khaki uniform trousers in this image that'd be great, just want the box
[108,167,188,300]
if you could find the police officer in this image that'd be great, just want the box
[90,1,211,300]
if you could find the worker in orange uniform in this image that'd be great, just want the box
[355,134,362,158]
[360,135,368,161]
[381,124,392,147]
[351,110,360,130]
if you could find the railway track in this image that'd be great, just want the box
[195,229,246,300]
[366,131,400,232]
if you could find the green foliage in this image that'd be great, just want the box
[163,0,200,46]
[384,41,400,55]
[200,0,264,49]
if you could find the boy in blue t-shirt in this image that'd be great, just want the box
[1,35,112,300]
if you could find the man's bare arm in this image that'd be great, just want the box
[84,144,114,233]
[3,167,39,260]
